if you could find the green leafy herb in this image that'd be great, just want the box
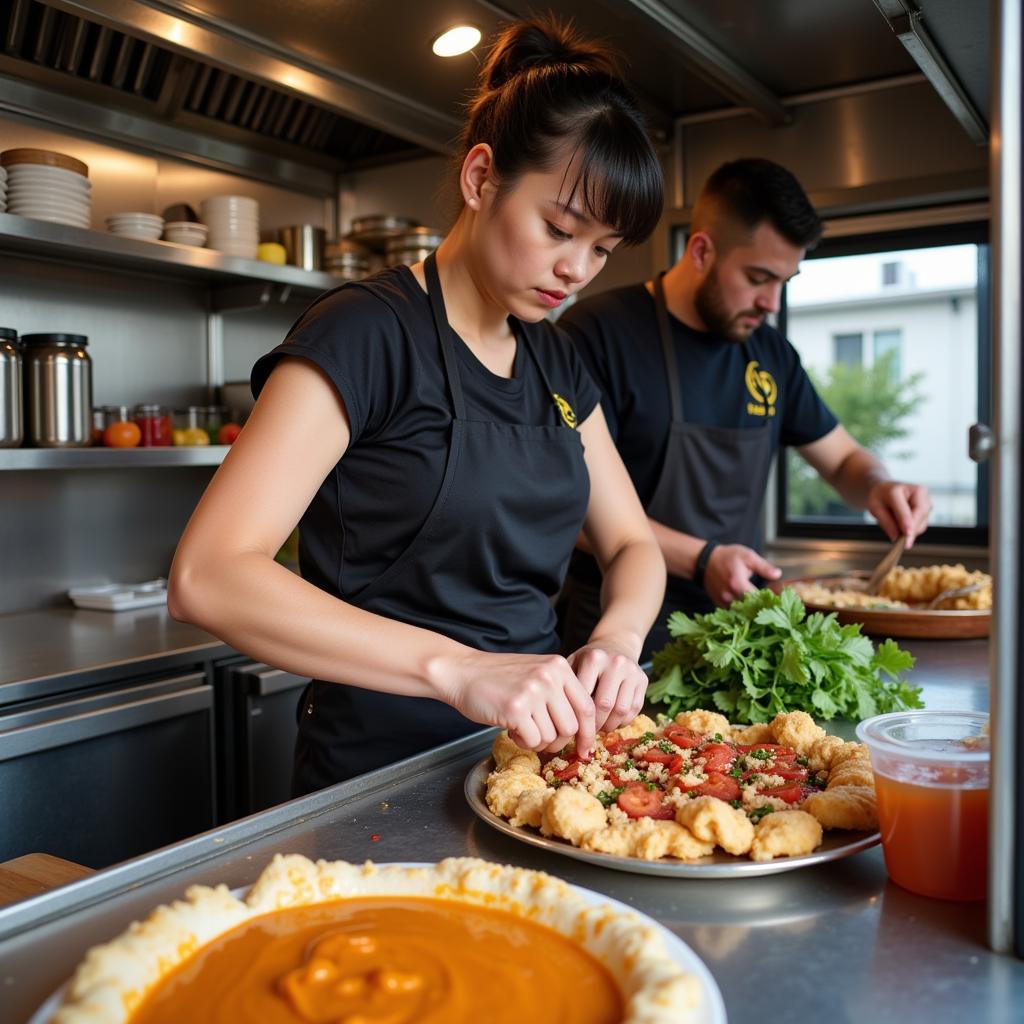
[596,787,626,807]
[750,748,772,760]
[550,780,563,789]
[729,799,743,809]
[646,588,922,724]
[713,732,724,742]
[748,805,774,822]
[639,731,656,743]
[624,758,635,771]
[728,766,744,779]
[645,782,658,791]
[796,756,809,766]
[658,741,675,754]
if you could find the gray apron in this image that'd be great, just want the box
[561,274,775,660]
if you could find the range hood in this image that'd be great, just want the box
[0,0,442,193]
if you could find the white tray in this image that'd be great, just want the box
[67,579,167,611]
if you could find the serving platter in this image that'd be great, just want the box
[774,573,990,640]
[27,866,726,1024]
[465,757,880,878]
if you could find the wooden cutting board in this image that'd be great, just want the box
[0,853,94,907]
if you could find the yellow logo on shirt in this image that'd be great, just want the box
[552,393,578,429]
[745,360,777,417]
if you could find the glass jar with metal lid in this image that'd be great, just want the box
[0,327,22,448]
[22,333,92,448]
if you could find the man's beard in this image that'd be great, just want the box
[694,268,763,342]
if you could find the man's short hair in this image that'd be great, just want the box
[692,158,822,251]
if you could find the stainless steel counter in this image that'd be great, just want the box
[1,639,1017,1023]
[0,607,229,704]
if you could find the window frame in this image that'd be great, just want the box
[774,220,991,548]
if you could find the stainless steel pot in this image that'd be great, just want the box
[0,328,22,448]
[384,227,444,266]
[277,225,326,271]
[23,333,92,448]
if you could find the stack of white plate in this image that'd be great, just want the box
[162,220,208,246]
[0,166,6,213]
[201,195,259,259]
[1,148,91,228]
[105,212,164,241]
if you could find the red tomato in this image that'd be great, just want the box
[770,767,809,781]
[603,732,625,754]
[699,743,737,773]
[695,772,742,802]
[662,726,702,748]
[552,760,582,782]
[606,767,630,788]
[217,422,242,444]
[103,421,141,448]
[640,748,677,765]
[758,783,804,804]
[668,755,685,776]
[737,743,797,756]
[617,785,675,820]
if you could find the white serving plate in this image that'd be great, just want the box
[466,756,880,878]
[68,579,167,611]
[27,866,725,1024]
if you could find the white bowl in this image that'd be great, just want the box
[5,165,90,189]
[106,212,163,224]
[108,225,162,240]
[163,224,208,245]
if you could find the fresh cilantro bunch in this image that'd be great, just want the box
[647,587,923,724]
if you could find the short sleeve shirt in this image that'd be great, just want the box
[558,282,837,507]
[252,265,600,604]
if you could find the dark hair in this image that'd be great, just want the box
[457,16,663,246]
[693,158,822,250]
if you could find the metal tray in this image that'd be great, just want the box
[466,757,880,878]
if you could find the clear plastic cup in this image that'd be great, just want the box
[856,710,989,901]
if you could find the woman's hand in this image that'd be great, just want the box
[441,651,597,756]
[567,638,648,736]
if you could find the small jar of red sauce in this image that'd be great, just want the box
[132,403,174,447]
[858,710,989,901]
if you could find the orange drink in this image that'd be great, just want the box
[857,711,989,901]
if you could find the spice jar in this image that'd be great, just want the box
[174,406,212,446]
[203,404,228,441]
[132,403,173,447]
[22,333,92,448]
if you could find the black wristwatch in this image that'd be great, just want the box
[693,540,719,590]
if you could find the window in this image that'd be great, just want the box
[777,223,989,545]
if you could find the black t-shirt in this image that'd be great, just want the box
[251,265,600,609]
[558,282,838,507]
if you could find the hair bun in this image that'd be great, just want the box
[482,16,621,90]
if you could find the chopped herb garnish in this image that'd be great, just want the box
[624,759,635,771]
[658,741,675,754]
[748,806,774,822]
[596,787,625,807]
[550,780,563,789]
[639,731,656,743]
[728,766,744,778]
[750,749,772,760]
[645,782,658,791]
[688,791,700,799]
[729,799,742,809]
[796,756,809,766]
[713,733,723,742]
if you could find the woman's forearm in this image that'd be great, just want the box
[589,537,666,660]
[168,549,470,698]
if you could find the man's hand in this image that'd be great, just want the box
[867,481,932,548]
[703,544,782,606]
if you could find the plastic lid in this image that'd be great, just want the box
[21,333,89,347]
[855,710,989,764]
[0,327,18,341]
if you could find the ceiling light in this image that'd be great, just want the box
[432,25,481,58]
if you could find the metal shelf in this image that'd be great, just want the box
[0,213,337,297]
[0,447,229,470]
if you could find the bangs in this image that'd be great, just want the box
[558,112,663,246]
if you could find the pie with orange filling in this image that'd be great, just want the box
[52,855,701,1024]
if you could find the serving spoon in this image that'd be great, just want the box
[864,535,906,595]
[924,581,985,610]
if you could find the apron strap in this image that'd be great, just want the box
[424,252,467,420]
[654,273,686,425]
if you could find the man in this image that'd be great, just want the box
[558,158,932,659]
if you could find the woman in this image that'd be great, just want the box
[168,17,667,794]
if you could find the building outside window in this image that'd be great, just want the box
[780,236,986,539]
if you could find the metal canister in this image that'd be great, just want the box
[384,226,444,267]
[277,225,326,271]
[0,327,22,448]
[23,333,92,448]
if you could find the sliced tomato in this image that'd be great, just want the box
[695,772,742,802]
[668,754,685,776]
[662,726,703,748]
[770,767,809,782]
[698,742,737,773]
[552,760,582,782]
[617,784,675,820]
[737,743,797,756]
[640,747,677,765]
[606,767,631,788]
[757,782,803,804]
[603,732,625,754]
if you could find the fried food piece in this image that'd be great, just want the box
[675,796,755,856]
[749,811,823,862]
[881,564,991,608]
[505,753,542,775]
[492,731,539,771]
[731,722,773,745]
[806,735,846,773]
[617,714,659,739]
[770,711,825,755]
[540,785,608,844]
[580,820,714,861]
[509,787,553,828]
[802,786,878,830]
[826,754,875,790]
[673,709,732,737]
[485,769,548,818]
